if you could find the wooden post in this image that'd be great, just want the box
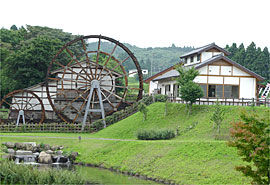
[242,98,244,106]
[225,98,227,106]
[199,98,201,105]
[233,98,235,106]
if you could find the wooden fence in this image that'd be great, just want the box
[0,122,92,133]
[168,97,270,107]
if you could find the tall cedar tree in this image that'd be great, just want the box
[228,110,270,184]
[226,42,270,83]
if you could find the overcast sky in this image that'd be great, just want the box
[1,0,270,48]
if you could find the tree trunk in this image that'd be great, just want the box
[188,103,192,116]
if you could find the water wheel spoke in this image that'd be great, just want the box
[100,87,124,100]
[95,36,101,78]
[60,88,90,112]
[72,94,90,124]
[101,84,127,89]
[111,56,130,71]
[101,90,115,109]
[97,44,118,80]
[25,103,40,111]
[22,96,34,110]
[81,39,95,78]
[129,87,141,90]
[66,48,93,81]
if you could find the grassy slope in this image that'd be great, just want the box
[1,103,269,184]
[93,102,268,140]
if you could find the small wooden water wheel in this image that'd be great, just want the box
[0,90,45,124]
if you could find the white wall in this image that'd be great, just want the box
[224,77,239,85]
[194,76,207,83]
[149,81,158,94]
[201,52,213,61]
[240,78,256,98]
[233,67,250,76]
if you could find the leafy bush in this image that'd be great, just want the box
[137,128,176,140]
[90,119,104,132]
[141,96,153,105]
[228,110,270,184]
[0,160,88,184]
[154,94,168,102]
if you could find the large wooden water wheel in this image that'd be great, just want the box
[46,35,143,124]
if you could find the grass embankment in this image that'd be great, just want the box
[1,103,269,184]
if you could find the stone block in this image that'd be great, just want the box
[16,150,33,155]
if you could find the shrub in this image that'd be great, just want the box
[0,160,87,184]
[228,110,270,184]
[138,102,148,121]
[137,128,176,140]
[154,94,168,102]
[141,96,153,105]
[90,120,104,132]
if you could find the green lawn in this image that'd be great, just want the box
[1,103,268,184]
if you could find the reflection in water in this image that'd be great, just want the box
[75,166,160,184]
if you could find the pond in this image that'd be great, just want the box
[75,165,160,184]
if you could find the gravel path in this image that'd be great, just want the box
[0,135,137,141]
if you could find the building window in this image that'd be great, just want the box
[165,85,171,95]
[190,56,194,63]
[208,85,223,98]
[173,84,179,97]
[199,84,207,98]
[184,58,187,64]
[224,85,239,98]
[197,54,201,61]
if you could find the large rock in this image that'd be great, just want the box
[16,150,33,155]
[38,151,52,164]
[15,143,25,150]
[5,142,15,148]
[46,150,54,154]
[44,144,51,150]
[24,142,36,151]
[23,142,36,147]
[51,146,58,151]
[7,149,15,155]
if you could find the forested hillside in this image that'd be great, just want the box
[1,25,269,100]
[88,42,194,76]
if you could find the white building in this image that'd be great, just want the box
[129,69,148,77]
[145,43,264,99]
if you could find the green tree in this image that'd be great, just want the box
[3,36,63,90]
[228,110,270,184]
[176,65,203,115]
[210,101,225,134]
[138,102,148,121]
[0,25,82,98]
